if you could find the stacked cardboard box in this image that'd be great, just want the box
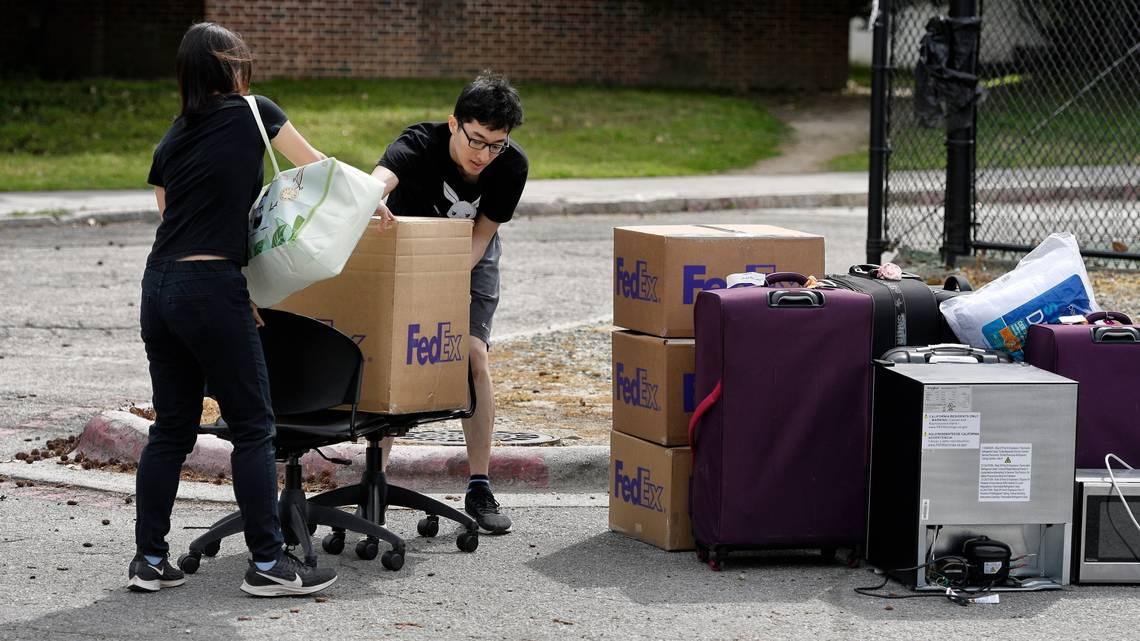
[276,217,473,414]
[608,224,825,550]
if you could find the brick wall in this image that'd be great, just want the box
[206,0,850,91]
[2,0,203,79]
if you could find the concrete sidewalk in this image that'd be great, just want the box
[0,172,870,228]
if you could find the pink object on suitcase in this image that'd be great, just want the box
[1026,311,1140,469]
[689,275,874,569]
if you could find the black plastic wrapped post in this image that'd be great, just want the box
[866,0,892,265]
[943,0,979,267]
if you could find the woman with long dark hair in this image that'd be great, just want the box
[130,22,336,597]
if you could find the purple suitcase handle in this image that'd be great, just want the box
[688,381,723,453]
[764,272,809,287]
[1087,311,1133,325]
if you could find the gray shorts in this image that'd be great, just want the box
[470,233,501,347]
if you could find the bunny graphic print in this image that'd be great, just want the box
[442,181,481,220]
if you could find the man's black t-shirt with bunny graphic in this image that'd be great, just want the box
[377,122,528,224]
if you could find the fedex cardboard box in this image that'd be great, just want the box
[612,329,695,447]
[609,430,694,551]
[613,224,824,337]
[275,217,472,414]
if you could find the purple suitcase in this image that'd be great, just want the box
[1025,311,1140,469]
[689,276,874,569]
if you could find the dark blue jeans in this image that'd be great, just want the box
[136,260,283,563]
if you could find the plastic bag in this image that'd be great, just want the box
[240,97,385,307]
[939,233,1100,359]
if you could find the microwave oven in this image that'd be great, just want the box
[1074,469,1140,584]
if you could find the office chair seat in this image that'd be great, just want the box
[178,309,479,575]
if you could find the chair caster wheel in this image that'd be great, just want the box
[456,531,479,553]
[381,550,404,571]
[417,516,440,538]
[203,540,221,557]
[355,538,379,561]
[178,553,201,574]
[322,533,345,555]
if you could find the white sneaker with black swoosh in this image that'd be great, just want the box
[240,551,337,597]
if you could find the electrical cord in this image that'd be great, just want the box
[854,557,992,606]
[1104,453,1140,536]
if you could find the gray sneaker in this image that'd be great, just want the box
[465,485,513,534]
[127,554,186,592]
[240,552,337,597]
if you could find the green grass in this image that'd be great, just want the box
[824,73,1140,173]
[0,78,787,191]
[849,63,873,90]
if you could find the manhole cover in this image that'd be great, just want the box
[396,429,559,446]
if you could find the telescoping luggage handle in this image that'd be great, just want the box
[878,343,1012,365]
[1081,312,1138,343]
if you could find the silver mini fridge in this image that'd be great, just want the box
[865,361,1077,591]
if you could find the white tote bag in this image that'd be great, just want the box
[241,96,385,307]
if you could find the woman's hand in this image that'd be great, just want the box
[250,300,265,328]
[375,201,397,231]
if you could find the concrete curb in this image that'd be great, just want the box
[73,410,609,493]
[0,209,159,229]
[0,193,869,230]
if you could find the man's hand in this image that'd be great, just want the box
[374,200,397,231]
[250,300,265,328]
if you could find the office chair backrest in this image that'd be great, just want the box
[256,308,363,416]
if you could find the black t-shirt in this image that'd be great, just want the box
[377,122,528,224]
[146,94,287,266]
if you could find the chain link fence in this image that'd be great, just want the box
[877,0,1140,264]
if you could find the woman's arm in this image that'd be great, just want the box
[272,122,327,167]
[154,186,166,221]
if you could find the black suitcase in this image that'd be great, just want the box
[823,264,971,359]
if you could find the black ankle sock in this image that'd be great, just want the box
[467,474,490,493]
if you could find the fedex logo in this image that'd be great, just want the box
[613,459,664,512]
[682,263,777,304]
[614,362,659,411]
[614,257,660,302]
[406,322,463,365]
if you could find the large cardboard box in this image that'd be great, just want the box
[609,430,694,551]
[613,224,824,337]
[612,329,695,447]
[275,217,472,414]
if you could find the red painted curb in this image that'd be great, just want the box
[76,411,585,492]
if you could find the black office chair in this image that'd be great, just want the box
[178,308,479,575]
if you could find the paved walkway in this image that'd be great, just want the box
[0,172,870,228]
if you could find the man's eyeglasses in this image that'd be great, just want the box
[458,123,509,155]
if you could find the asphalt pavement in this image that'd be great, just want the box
[3,178,1138,639]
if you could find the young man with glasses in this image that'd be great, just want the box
[370,71,527,534]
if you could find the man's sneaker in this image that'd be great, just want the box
[240,552,337,597]
[465,484,513,534]
[127,554,186,592]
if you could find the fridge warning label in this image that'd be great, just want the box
[921,412,981,449]
[978,443,1032,502]
[923,385,973,412]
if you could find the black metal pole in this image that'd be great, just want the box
[866,0,893,265]
[943,0,980,267]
